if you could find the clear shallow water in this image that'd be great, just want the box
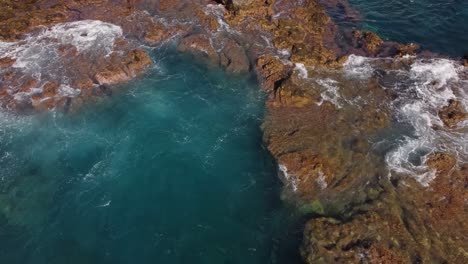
[0,51,300,264]
[347,0,468,57]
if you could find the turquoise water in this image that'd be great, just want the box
[0,51,300,263]
[347,0,468,57]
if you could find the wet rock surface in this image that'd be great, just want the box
[1,0,467,263]
[0,0,191,112]
[220,1,468,263]
[438,99,468,128]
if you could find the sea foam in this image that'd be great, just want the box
[0,20,123,100]
[387,59,466,185]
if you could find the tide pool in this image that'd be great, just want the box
[0,50,300,264]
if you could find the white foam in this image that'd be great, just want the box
[315,78,342,108]
[2,20,122,71]
[343,55,375,78]
[97,200,111,207]
[58,84,81,97]
[278,49,291,57]
[294,63,308,79]
[204,4,235,33]
[279,164,298,192]
[410,59,459,89]
[341,54,467,186]
[0,20,122,103]
[384,58,467,185]
[316,170,328,189]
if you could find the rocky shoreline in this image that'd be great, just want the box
[1,0,467,263]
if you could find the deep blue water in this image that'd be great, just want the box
[347,0,468,57]
[0,51,301,264]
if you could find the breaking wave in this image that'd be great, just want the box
[344,55,467,186]
[1,20,122,72]
[0,20,123,100]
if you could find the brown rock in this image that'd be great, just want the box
[438,99,468,128]
[426,153,456,175]
[95,49,151,85]
[42,82,59,98]
[0,57,16,69]
[353,31,384,54]
[394,43,420,57]
[362,31,384,53]
[124,49,152,76]
[302,212,414,264]
[195,7,220,32]
[57,44,78,57]
[177,34,220,66]
[278,151,333,200]
[255,55,292,92]
[18,79,40,93]
[144,22,186,46]
[273,86,313,108]
[220,40,250,73]
[2,71,14,81]
[158,0,184,12]
[95,67,129,85]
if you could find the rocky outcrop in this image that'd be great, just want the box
[178,34,220,65]
[301,150,467,263]
[352,31,384,54]
[256,55,292,92]
[1,1,467,263]
[0,0,188,112]
[177,34,250,74]
[439,99,468,128]
[95,50,152,85]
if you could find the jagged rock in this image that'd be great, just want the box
[1,1,467,263]
[144,23,182,46]
[426,153,456,175]
[302,212,414,263]
[95,49,151,85]
[125,49,152,76]
[277,151,333,201]
[255,55,292,92]
[439,99,468,128]
[178,34,220,66]
[220,39,250,73]
[394,43,421,57]
[353,31,384,54]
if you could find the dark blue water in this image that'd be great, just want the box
[0,51,300,264]
[347,0,468,57]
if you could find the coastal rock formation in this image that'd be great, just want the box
[95,49,152,85]
[256,55,293,92]
[220,1,468,263]
[352,30,384,54]
[177,34,220,66]
[0,0,189,112]
[438,99,468,128]
[1,0,467,263]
